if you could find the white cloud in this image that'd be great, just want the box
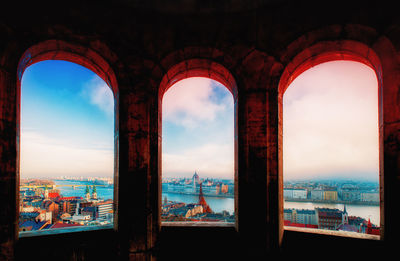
[82,76,114,116]
[20,131,114,177]
[162,77,228,128]
[283,61,379,180]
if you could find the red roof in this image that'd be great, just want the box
[48,192,60,198]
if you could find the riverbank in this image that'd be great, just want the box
[162,190,234,198]
[284,198,379,206]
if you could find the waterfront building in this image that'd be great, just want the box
[97,200,113,220]
[340,189,361,202]
[293,189,307,199]
[316,208,342,230]
[284,188,307,199]
[295,209,317,225]
[310,189,324,200]
[192,171,200,192]
[323,190,338,201]
[283,189,293,199]
[360,191,379,203]
[284,209,294,222]
[216,184,221,194]
[221,184,229,194]
[283,209,318,226]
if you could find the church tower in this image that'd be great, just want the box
[342,204,348,225]
[85,185,91,201]
[92,185,98,199]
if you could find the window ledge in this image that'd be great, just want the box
[18,224,113,238]
[284,226,380,240]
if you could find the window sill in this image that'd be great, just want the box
[284,226,380,240]
[18,224,114,238]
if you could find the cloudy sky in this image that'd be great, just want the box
[162,77,234,179]
[20,60,379,182]
[283,61,379,181]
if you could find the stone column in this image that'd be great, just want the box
[0,65,18,261]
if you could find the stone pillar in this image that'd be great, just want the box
[118,83,157,260]
[373,36,400,248]
[0,66,17,261]
[236,50,282,257]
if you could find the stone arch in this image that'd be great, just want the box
[277,39,384,239]
[158,58,239,227]
[16,39,119,232]
[17,40,118,95]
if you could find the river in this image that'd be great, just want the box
[54,180,114,200]
[54,180,380,226]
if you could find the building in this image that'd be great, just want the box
[360,191,379,203]
[295,209,317,226]
[97,200,113,220]
[323,190,338,201]
[310,189,324,201]
[316,208,343,230]
[340,189,361,202]
[192,171,200,192]
[284,188,307,200]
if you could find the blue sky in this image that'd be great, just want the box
[21,60,114,178]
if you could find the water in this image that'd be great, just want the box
[54,180,114,200]
[284,201,380,226]
[54,181,379,226]
[162,192,234,214]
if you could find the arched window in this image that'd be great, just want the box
[282,60,380,238]
[17,41,118,237]
[158,59,238,226]
[161,77,235,224]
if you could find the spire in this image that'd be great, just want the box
[92,185,97,194]
[367,218,372,234]
[342,204,348,224]
[198,182,212,213]
[85,185,90,194]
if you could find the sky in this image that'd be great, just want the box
[20,60,114,178]
[283,61,379,182]
[162,77,234,179]
[20,60,379,182]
